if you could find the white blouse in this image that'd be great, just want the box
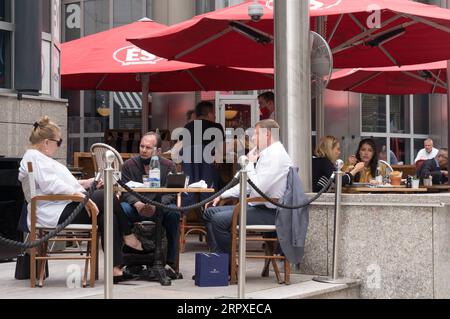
[19,149,85,229]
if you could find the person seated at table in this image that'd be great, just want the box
[120,131,180,268]
[345,138,379,183]
[378,145,398,165]
[417,148,448,185]
[312,136,364,192]
[19,116,143,283]
[204,119,292,254]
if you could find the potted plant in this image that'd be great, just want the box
[409,175,420,189]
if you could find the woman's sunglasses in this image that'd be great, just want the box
[49,138,63,147]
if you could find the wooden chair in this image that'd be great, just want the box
[230,198,290,285]
[23,162,98,288]
[90,143,124,179]
[179,209,208,253]
[179,198,237,253]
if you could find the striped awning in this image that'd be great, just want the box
[113,92,142,115]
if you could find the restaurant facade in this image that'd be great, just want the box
[0,0,448,166]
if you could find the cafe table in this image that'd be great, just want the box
[423,185,450,193]
[343,185,427,193]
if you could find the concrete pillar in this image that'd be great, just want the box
[275,0,312,191]
[150,0,196,132]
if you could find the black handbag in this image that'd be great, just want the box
[14,252,49,280]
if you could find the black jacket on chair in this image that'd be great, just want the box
[418,158,447,185]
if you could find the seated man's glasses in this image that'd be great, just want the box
[49,138,63,147]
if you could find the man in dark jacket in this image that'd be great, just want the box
[418,148,448,185]
[120,132,179,267]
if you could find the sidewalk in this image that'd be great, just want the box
[0,236,358,299]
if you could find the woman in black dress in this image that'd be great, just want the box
[312,136,364,192]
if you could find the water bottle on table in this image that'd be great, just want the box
[149,147,161,188]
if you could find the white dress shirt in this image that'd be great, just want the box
[19,149,85,229]
[221,141,293,208]
[414,147,439,163]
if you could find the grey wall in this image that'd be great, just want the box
[0,94,68,163]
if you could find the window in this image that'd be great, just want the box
[361,94,430,165]
[390,95,410,134]
[84,90,110,133]
[43,0,52,33]
[114,0,144,27]
[84,0,109,36]
[0,30,11,89]
[0,0,11,22]
[413,95,429,134]
[196,0,215,14]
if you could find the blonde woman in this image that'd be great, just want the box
[18,116,144,283]
[312,136,364,192]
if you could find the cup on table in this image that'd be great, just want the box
[411,179,420,189]
[375,175,383,184]
[142,175,150,187]
[423,178,432,187]
[390,171,402,186]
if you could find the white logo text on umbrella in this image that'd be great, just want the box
[113,45,164,66]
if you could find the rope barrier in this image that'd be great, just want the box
[247,176,333,209]
[0,181,97,249]
[116,177,240,212]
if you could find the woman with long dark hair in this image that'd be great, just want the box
[347,138,378,183]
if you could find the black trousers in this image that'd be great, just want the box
[58,190,131,267]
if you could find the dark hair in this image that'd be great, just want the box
[143,131,162,148]
[355,138,378,179]
[258,91,275,103]
[186,110,195,121]
[195,101,214,117]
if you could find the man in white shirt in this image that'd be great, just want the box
[204,119,293,254]
[414,138,439,163]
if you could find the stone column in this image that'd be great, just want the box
[275,0,312,191]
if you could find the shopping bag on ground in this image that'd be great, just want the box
[195,253,229,287]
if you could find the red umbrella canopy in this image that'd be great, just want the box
[328,60,448,94]
[61,18,273,92]
[128,0,450,68]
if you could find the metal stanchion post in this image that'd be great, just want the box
[238,155,249,299]
[313,160,357,284]
[104,151,115,299]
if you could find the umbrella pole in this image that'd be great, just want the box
[141,73,150,135]
[447,61,450,185]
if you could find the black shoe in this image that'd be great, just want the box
[113,270,138,284]
[122,244,148,255]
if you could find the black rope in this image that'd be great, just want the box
[0,181,97,249]
[116,177,240,212]
[247,176,333,209]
